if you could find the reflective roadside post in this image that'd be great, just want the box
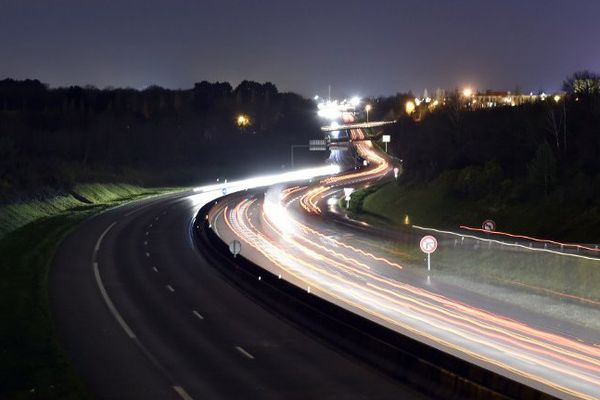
[343,187,354,209]
[229,240,241,258]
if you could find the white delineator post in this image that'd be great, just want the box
[343,187,354,209]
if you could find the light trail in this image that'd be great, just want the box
[207,129,600,399]
[460,225,600,253]
[215,194,600,399]
[413,225,600,262]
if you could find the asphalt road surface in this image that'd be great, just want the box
[50,190,426,399]
[209,133,600,400]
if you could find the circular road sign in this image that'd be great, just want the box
[482,219,496,232]
[420,235,438,254]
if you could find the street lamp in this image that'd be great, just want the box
[236,114,250,128]
[365,104,372,122]
[405,100,415,115]
[393,167,399,179]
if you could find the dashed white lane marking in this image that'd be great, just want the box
[173,385,194,400]
[144,241,148,246]
[192,310,204,320]
[235,346,255,359]
[94,214,193,400]
[152,266,159,273]
[166,284,175,293]
[145,252,150,257]
[145,231,149,236]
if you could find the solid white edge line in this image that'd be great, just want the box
[173,385,194,400]
[412,225,600,262]
[93,261,136,339]
[235,346,255,359]
[95,210,194,400]
[94,221,117,253]
[192,310,204,320]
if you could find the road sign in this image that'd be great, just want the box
[382,135,391,143]
[308,139,327,151]
[482,219,496,232]
[420,235,437,272]
[420,235,438,254]
[229,240,241,257]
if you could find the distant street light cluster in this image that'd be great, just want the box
[404,86,566,121]
[460,88,565,108]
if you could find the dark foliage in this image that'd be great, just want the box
[0,78,322,201]
[378,81,600,209]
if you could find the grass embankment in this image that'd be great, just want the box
[0,183,180,399]
[359,180,600,241]
[350,180,600,304]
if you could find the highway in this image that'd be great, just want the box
[50,168,426,399]
[208,130,600,400]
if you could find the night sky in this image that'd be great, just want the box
[1,0,599,97]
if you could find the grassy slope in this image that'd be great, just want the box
[361,181,600,241]
[0,184,180,399]
[354,181,600,302]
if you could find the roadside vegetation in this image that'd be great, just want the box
[363,71,600,242]
[0,184,179,399]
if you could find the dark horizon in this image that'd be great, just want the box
[2,0,599,97]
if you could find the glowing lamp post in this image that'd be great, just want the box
[393,167,399,179]
[365,104,372,122]
[405,100,415,115]
[236,114,250,128]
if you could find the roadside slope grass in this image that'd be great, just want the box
[360,181,600,241]
[353,181,600,304]
[0,184,180,399]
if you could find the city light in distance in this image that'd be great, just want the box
[237,114,250,127]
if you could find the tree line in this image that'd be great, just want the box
[375,71,600,236]
[0,79,322,202]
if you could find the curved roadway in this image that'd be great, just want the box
[208,131,600,400]
[50,186,425,399]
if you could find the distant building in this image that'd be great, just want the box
[469,90,564,109]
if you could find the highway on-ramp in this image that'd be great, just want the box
[50,173,426,399]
